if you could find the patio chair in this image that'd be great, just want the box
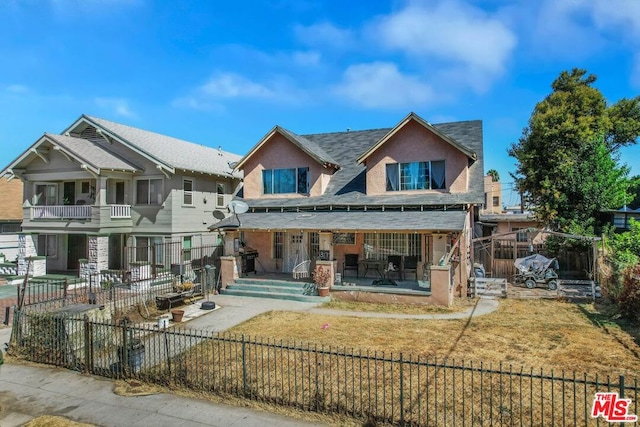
[343,254,359,278]
[292,260,311,279]
[387,255,403,281]
[403,256,418,280]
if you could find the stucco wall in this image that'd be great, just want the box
[365,120,469,196]
[242,134,332,199]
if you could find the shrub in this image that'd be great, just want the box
[619,264,640,320]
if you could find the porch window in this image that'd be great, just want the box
[513,228,528,243]
[135,178,163,205]
[309,232,320,260]
[34,183,57,206]
[37,234,57,258]
[262,167,309,194]
[216,182,226,207]
[386,161,446,191]
[135,236,163,263]
[183,178,194,205]
[363,233,422,261]
[183,236,192,261]
[273,232,284,259]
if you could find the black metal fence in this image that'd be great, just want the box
[10,309,639,426]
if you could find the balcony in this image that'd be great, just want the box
[30,204,132,220]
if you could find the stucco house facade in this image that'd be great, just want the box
[1,115,242,277]
[212,112,484,304]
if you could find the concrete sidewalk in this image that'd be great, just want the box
[0,364,326,427]
[0,294,499,426]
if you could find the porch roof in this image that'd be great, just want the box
[210,210,467,232]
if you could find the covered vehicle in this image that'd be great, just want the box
[514,254,559,290]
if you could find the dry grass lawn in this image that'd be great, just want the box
[228,298,640,378]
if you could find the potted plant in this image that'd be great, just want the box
[312,265,331,297]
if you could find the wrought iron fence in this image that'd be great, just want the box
[9,309,638,426]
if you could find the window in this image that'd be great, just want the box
[183,179,194,205]
[135,236,163,263]
[216,183,226,207]
[386,161,445,191]
[363,233,422,261]
[34,183,57,206]
[493,196,500,207]
[333,232,356,245]
[183,236,192,261]
[37,235,57,258]
[273,232,284,259]
[262,167,309,194]
[0,222,21,234]
[513,228,528,243]
[135,178,163,205]
[81,181,90,194]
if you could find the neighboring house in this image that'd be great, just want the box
[477,175,540,241]
[603,206,640,231]
[0,177,23,261]
[0,115,242,276]
[211,112,484,302]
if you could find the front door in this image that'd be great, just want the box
[67,234,87,270]
[284,232,307,273]
[115,182,125,204]
[108,234,124,269]
[63,182,76,205]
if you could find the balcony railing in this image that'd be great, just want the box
[30,204,132,220]
[31,205,92,219]
[110,204,131,219]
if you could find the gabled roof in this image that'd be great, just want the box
[1,133,140,177]
[239,118,484,208]
[233,125,340,172]
[357,112,477,164]
[45,133,140,173]
[64,115,242,179]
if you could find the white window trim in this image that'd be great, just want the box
[133,175,164,206]
[183,177,195,206]
[216,182,226,208]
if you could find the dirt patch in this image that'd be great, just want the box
[24,415,95,427]
[113,379,165,397]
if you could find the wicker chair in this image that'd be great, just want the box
[292,260,311,279]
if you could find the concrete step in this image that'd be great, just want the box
[234,278,309,288]
[227,283,310,295]
[221,288,329,303]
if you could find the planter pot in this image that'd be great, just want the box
[318,287,330,297]
[171,309,185,323]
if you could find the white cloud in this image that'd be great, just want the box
[292,50,321,67]
[334,62,436,109]
[372,1,516,78]
[201,72,275,99]
[4,84,30,94]
[94,97,136,118]
[294,21,355,49]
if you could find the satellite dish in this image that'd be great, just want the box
[228,200,249,214]
[212,210,226,220]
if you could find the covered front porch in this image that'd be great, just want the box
[213,209,470,306]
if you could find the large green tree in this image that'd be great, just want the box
[509,69,640,233]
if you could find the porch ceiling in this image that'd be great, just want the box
[210,210,467,232]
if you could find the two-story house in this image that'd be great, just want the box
[1,115,242,277]
[211,112,484,304]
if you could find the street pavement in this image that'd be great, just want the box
[0,293,498,426]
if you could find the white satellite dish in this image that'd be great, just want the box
[228,200,249,214]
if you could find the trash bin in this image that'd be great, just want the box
[118,338,145,373]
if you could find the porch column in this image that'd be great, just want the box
[96,177,107,206]
[430,264,453,307]
[318,231,333,261]
[219,256,239,290]
[17,233,46,277]
[86,235,109,279]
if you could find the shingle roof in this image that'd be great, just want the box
[210,210,468,231]
[79,115,242,178]
[242,120,484,208]
[45,133,140,172]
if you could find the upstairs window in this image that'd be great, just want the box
[216,182,226,207]
[493,196,500,207]
[386,160,445,191]
[262,167,309,194]
[136,178,163,205]
[183,178,194,205]
[34,183,57,206]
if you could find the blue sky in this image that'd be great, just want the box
[1,0,639,205]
